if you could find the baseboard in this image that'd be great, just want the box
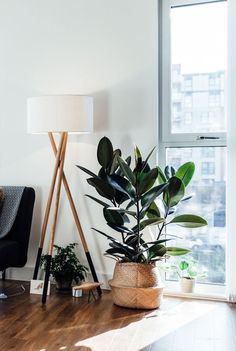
[5,266,112,290]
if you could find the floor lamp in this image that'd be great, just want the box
[27,95,101,304]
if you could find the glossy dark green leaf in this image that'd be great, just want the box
[163,176,185,207]
[103,208,124,226]
[108,174,136,199]
[114,190,129,205]
[97,136,114,169]
[116,156,132,176]
[110,149,122,174]
[98,167,107,179]
[138,168,159,195]
[117,156,136,185]
[157,166,167,184]
[169,214,208,228]
[76,165,99,178]
[108,223,134,234]
[132,217,164,233]
[109,241,136,255]
[85,194,110,207]
[142,146,156,171]
[87,177,115,200]
[105,248,126,258]
[164,165,176,179]
[134,145,142,170]
[166,247,191,256]
[106,206,136,217]
[140,183,168,216]
[146,201,161,219]
[148,244,167,261]
[175,162,195,187]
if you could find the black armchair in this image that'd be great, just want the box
[0,187,35,276]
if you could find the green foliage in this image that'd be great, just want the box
[160,259,208,279]
[40,243,88,283]
[77,137,208,263]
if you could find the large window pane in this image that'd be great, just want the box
[166,147,226,285]
[171,2,227,133]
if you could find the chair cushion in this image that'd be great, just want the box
[0,240,20,271]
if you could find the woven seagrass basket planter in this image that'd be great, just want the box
[109,262,164,310]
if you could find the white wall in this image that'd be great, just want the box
[0,0,158,283]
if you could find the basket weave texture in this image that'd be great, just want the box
[109,262,164,309]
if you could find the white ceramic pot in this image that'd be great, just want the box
[180,277,195,293]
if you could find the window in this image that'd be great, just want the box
[202,161,215,175]
[160,0,227,295]
[209,92,221,107]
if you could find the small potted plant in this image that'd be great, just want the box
[77,137,207,309]
[161,260,207,293]
[40,243,88,291]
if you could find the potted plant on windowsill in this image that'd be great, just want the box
[160,260,208,293]
[77,137,207,309]
[40,243,88,291]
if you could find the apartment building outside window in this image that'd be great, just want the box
[160,0,227,295]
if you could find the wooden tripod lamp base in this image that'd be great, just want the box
[27,95,101,304]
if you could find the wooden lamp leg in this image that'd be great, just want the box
[33,133,66,280]
[42,133,68,304]
[48,133,101,295]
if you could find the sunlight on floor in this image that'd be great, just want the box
[74,301,216,351]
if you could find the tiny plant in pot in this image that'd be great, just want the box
[161,260,207,293]
[40,243,88,291]
[77,137,207,309]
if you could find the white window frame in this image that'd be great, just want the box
[159,0,227,150]
[159,0,227,298]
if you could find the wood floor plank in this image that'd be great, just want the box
[0,280,235,351]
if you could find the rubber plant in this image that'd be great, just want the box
[77,137,207,263]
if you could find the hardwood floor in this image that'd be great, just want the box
[0,280,235,351]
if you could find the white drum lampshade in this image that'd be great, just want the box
[27,95,93,134]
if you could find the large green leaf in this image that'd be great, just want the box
[110,149,122,174]
[140,183,168,216]
[157,166,167,184]
[148,244,167,261]
[166,247,191,256]
[85,194,110,207]
[87,177,115,200]
[108,174,136,199]
[142,146,156,171]
[106,206,136,218]
[109,242,136,259]
[146,201,161,219]
[92,228,135,260]
[169,214,208,228]
[97,136,114,169]
[103,208,124,226]
[175,162,195,187]
[117,156,136,185]
[132,217,164,232]
[107,223,134,234]
[116,156,131,176]
[76,165,99,178]
[163,177,185,207]
[134,145,142,170]
[138,168,159,195]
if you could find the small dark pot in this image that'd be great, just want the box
[55,279,72,291]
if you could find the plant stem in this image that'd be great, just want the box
[157,205,170,240]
